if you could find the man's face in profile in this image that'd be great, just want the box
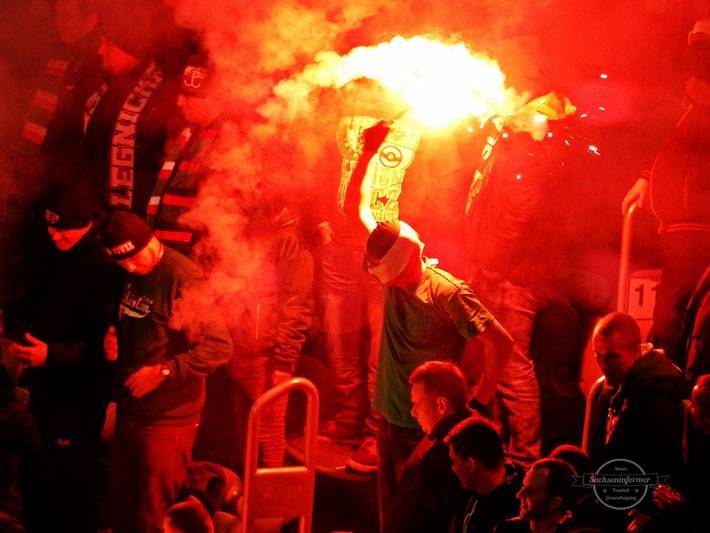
[517,467,554,521]
[47,224,89,251]
[448,444,475,491]
[410,382,442,435]
[593,334,638,387]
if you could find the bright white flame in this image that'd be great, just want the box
[263,36,528,129]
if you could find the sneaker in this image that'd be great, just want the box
[318,420,363,445]
[346,436,378,473]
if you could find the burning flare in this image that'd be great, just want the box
[262,35,530,129]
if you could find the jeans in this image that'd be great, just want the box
[111,413,198,533]
[239,352,291,468]
[376,417,425,532]
[321,242,384,436]
[467,265,542,465]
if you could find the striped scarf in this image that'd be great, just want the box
[84,61,163,210]
[22,55,71,145]
[146,124,218,253]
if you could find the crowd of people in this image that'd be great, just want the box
[1,1,710,533]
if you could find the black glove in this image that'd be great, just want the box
[468,397,494,420]
[361,120,390,154]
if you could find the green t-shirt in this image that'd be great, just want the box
[373,266,492,428]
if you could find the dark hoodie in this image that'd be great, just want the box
[600,350,690,533]
[602,346,688,480]
[585,347,688,532]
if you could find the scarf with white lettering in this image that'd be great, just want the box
[84,61,163,210]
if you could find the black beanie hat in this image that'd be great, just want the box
[181,49,212,98]
[104,211,153,260]
[99,1,154,60]
[45,183,96,230]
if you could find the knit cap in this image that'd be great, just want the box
[45,183,96,230]
[104,211,153,260]
[99,0,154,60]
[181,49,212,98]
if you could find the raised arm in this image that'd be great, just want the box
[342,121,390,245]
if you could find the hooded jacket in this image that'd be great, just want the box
[601,346,688,478]
[232,208,314,379]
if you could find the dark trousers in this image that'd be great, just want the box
[376,417,424,532]
[111,413,198,533]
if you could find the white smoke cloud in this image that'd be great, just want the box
[165,0,556,325]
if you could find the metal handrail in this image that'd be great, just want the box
[617,202,639,312]
[581,375,606,457]
[241,377,319,533]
